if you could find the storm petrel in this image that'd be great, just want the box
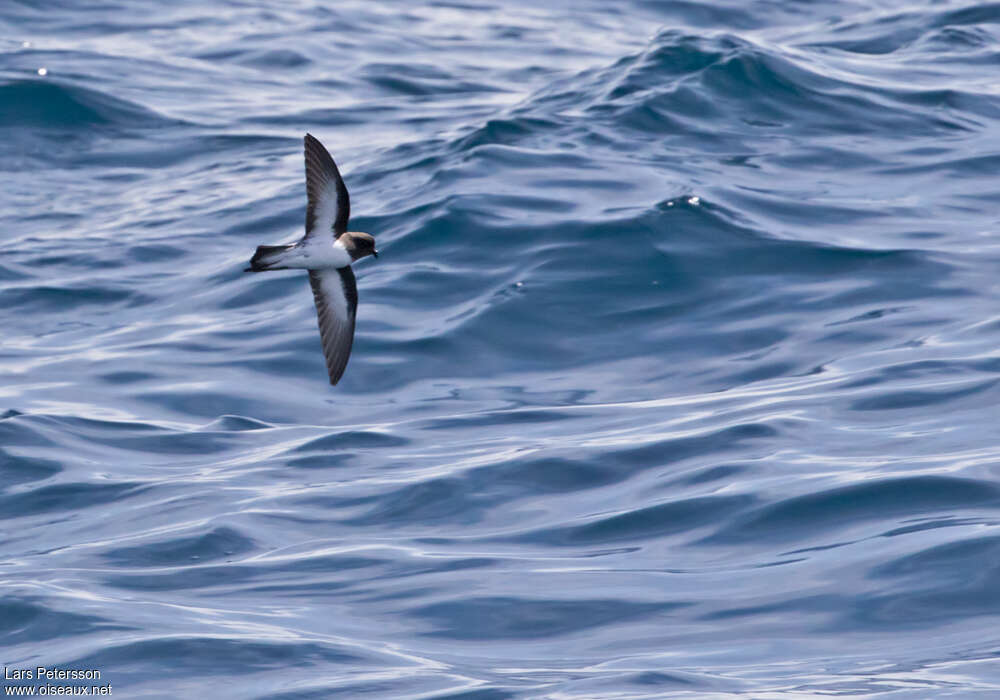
[246,133,377,385]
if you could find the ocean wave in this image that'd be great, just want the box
[7,1,1000,697]
[706,475,1000,544]
[0,79,173,129]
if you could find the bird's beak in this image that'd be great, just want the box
[372,250,379,259]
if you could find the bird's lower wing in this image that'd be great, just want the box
[308,268,358,385]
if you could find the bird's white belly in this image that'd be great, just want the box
[283,238,352,269]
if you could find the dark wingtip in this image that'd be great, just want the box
[327,363,347,385]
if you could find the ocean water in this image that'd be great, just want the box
[4,0,1000,697]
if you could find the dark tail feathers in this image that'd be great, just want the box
[245,244,293,272]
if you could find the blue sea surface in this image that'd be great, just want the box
[4,0,1000,697]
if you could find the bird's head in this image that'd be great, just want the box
[343,232,378,261]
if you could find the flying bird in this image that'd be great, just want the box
[246,133,377,385]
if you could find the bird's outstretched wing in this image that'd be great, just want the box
[304,133,350,238]
[308,267,358,385]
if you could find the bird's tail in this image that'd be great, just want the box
[245,244,295,272]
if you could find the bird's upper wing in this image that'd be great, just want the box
[308,267,358,385]
[304,133,350,239]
